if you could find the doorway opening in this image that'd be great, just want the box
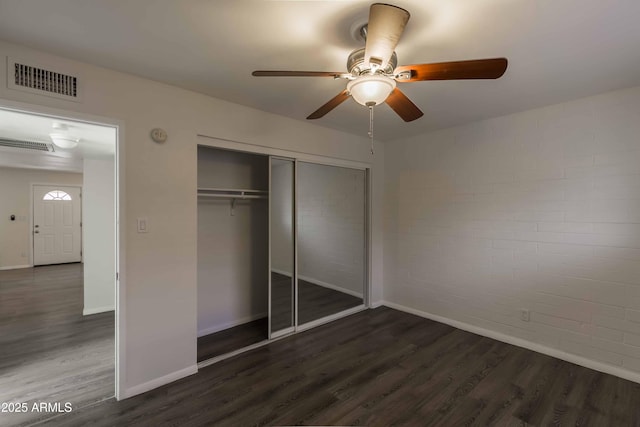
[0,105,120,426]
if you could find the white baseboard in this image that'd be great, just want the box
[122,365,198,399]
[0,264,32,271]
[271,268,293,277]
[383,301,640,385]
[83,305,115,316]
[298,274,364,299]
[370,300,384,308]
[198,312,267,338]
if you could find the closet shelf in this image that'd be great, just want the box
[197,187,268,200]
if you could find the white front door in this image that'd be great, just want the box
[33,185,82,266]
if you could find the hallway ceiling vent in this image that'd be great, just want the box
[7,57,82,102]
[0,137,55,152]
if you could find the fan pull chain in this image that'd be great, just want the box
[368,103,375,155]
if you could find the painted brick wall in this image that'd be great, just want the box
[384,86,640,374]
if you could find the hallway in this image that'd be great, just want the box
[0,264,114,426]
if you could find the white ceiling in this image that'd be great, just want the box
[0,109,116,173]
[0,1,640,141]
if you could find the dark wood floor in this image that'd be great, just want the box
[270,272,294,331]
[41,307,640,426]
[197,317,267,362]
[271,272,363,330]
[198,274,363,361]
[297,278,362,325]
[0,264,114,427]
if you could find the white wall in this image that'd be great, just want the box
[298,162,366,297]
[0,166,82,269]
[82,158,115,315]
[384,85,640,380]
[0,39,384,397]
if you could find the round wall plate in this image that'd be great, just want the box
[150,128,167,143]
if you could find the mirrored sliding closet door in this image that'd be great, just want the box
[296,162,366,326]
[269,157,296,338]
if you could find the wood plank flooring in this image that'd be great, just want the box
[0,264,114,427]
[297,278,362,325]
[271,272,363,330]
[198,274,363,360]
[197,318,267,362]
[270,272,294,332]
[40,307,640,426]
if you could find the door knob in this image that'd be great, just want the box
[34,230,39,234]
[35,225,39,228]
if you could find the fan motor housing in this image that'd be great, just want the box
[347,48,397,76]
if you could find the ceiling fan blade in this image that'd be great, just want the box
[385,88,423,122]
[364,3,410,70]
[307,90,350,120]
[395,58,508,81]
[252,71,344,77]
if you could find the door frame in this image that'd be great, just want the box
[30,184,83,266]
[0,98,126,400]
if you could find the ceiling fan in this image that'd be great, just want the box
[252,3,508,123]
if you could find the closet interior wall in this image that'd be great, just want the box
[197,146,269,337]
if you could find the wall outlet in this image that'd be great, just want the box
[520,309,530,322]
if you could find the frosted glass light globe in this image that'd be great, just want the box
[347,75,396,106]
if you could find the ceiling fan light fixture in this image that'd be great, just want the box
[347,74,396,106]
[251,3,508,125]
[49,133,79,149]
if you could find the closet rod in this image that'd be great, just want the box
[197,187,268,194]
[197,188,268,216]
[197,193,267,199]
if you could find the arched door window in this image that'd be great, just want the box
[43,190,72,201]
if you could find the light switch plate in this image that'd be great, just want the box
[137,217,148,233]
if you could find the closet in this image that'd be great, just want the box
[197,145,368,362]
[197,146,269,361]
